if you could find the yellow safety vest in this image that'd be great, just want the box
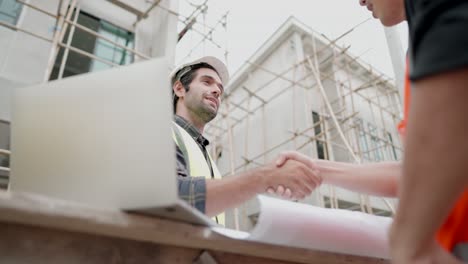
[172,122,225,225]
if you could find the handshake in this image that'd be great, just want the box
[261,151,323,200]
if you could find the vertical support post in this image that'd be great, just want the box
[57,4,80,79]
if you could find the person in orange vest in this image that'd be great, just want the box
[275,0,468,263]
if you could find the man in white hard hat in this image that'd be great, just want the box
[170,56,322,225]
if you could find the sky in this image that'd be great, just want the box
[174,0,408,81]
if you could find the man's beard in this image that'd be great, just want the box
[195,104,217,123]
[188,99,218,123]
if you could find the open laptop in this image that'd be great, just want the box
[9,58,216,226]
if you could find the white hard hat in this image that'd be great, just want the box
[169,56,229,86]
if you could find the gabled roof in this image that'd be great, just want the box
[227,16,393,94]
[227,16,324,92]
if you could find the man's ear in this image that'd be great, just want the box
[173,81,186,99]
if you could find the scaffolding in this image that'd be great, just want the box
[202,16,403,228]
[0,0,224,82]
[1,0,403,229]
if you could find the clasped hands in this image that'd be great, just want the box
[264,151,322,200]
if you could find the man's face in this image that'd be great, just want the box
[184,68,224,123]
[359,0,406,26]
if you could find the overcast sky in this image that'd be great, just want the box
[175,0,408,80]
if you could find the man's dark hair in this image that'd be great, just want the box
[172,62,218,113]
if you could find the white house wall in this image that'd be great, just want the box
[0,0,58,84]
[0,0,178,122]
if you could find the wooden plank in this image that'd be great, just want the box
[210,251,317,264]
[0,192,389,264]
[0,223,312,264]
[0,222,201,263]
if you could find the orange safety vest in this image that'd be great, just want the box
[399,61,468,256]
[396,64,411,139]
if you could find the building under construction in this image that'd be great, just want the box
[206,17,402,230]
[0,0,402,231]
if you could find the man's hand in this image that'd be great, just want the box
[205,154,319,216]
[265,151,322,200]
[275,151,319,171]
[267,184,293,199]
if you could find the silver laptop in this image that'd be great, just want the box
[9,58,215,226]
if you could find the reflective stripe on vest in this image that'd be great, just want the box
[397,58,411,139]
[172,122,225,225]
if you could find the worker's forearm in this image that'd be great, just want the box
[205,167,266,217]
[315,160,400,197]
[390,69,468,260]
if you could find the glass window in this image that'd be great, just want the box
[0,120,9,168]
[0,120,10,189]
[368,123,384,161]
[387,132,399,160]
[355,118,370,161]
[90,20,134,72]
[323,196,332,208]
[50,11,134,80]
[355,118,399,162]
[0,0,23,25]
[312,111,328,160]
